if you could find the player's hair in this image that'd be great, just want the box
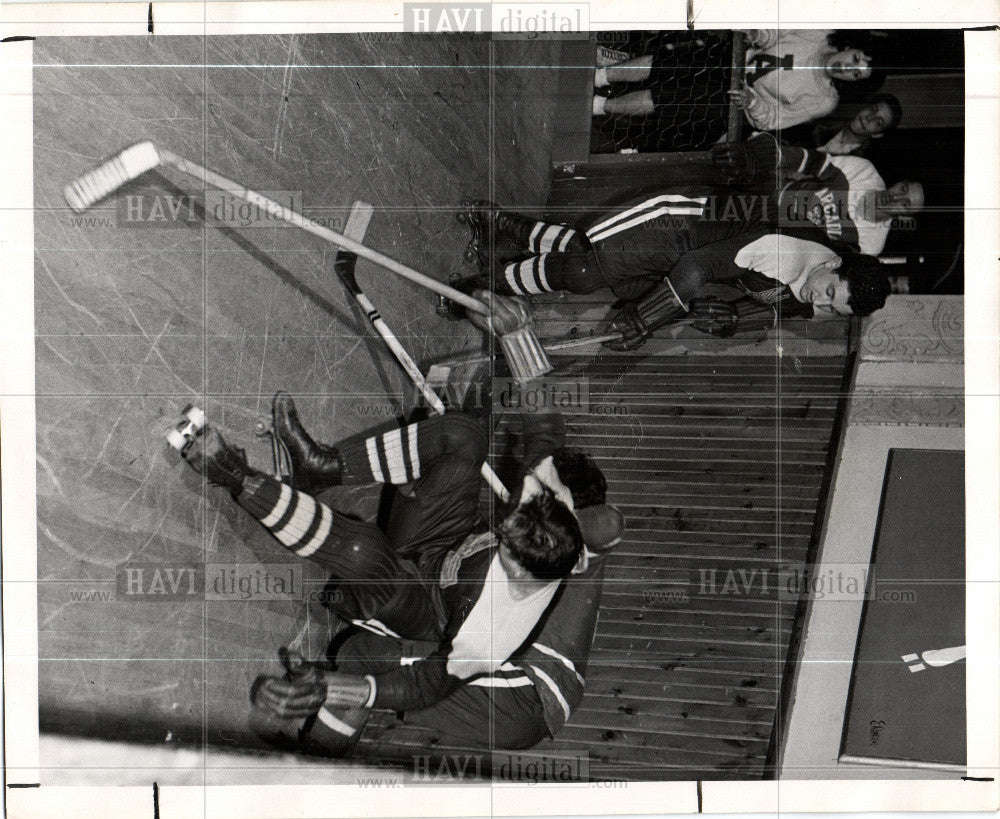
[551,448,607,508]
[836,253,892,317]
[870,92,903,132]
[499,486,583,581]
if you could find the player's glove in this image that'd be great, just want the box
[251,648,374,719]
[711,137,779,182]
[251,674,326,720]
[321,673,375,709]
[601,303,650,352]
[688,298,739,338]
[469,288,532,336]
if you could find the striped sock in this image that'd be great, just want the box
[501,254,556,296]
[235,476,398,577]
[237,477,339,560]
[337,421,423,485]
[527,221,578,254]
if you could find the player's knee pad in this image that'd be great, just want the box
[435,414,489,465]
[540,250,605,295]
[315,516,399,582]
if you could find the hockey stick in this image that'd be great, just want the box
[338,202,510,503]
[433,331,621,370]
[64,143,551,382]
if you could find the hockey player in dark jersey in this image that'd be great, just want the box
[713,133,925,255]
[457,191,767,302]
[601,227,890,350]
[453,197,890,349]
[176,393,622,751]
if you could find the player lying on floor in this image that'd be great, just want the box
[176,394,623,752]
[712,133,925,256]
[454,201,890,350]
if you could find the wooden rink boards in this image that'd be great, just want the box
[353,353,846,780]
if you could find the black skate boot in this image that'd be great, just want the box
[435,272,509,321]
[457,200,533,270]
[271,391,343,493]
[493,208,543,251]
[181,425,256,495]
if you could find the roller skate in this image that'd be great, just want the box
[165,404,207,453]
[456,199,498,270]
[271,392,343,493]
[253,417,292,481]
[456,199,531,271]
[166,404,254,494]
[434,272,491,321]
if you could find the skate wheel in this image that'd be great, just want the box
[166,428,189,451]
[254,421,270,437]
[184,406,206,430]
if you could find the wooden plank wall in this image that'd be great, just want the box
[354,350,847,780]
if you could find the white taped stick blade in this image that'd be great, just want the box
[499,326,552,384]
[64,142,160,212]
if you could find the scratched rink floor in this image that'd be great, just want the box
[31,33,561,780]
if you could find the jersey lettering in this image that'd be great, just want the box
[746,53,795,87]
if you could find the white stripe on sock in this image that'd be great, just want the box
[260,483,293,528]
[556,227,576,251]
[537,255,551,292]
[538,224,563,253]
[295,501,332,558]
[528,222,544,253]
[382,428,407,484]
[504,262,524,295]
[519,259,544,295]
[406,422,420,480]
[275,490,317,546]
[365,436,385,483]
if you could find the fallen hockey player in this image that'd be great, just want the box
[174,393,623,753]
[454,199,891,350]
